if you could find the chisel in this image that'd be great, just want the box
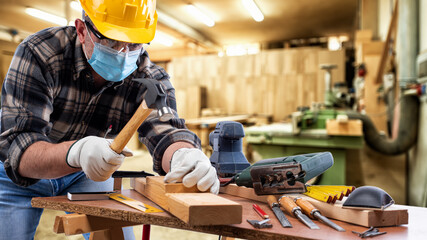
[294,197,345,232]
[266,195,292,228]
[279,195,320,229]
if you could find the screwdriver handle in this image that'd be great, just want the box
[267,195,278,208]
[295,197,318,219]
[279,196,299,215]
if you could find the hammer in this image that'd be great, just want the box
[110,78,174,154]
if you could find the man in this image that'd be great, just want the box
[0,0,219,239]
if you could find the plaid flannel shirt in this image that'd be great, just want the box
[0,26,200,187]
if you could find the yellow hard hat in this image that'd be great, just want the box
[79,0,157,43]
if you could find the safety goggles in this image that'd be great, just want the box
[84,21,143,52]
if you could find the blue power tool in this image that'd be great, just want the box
[209,121,251,178]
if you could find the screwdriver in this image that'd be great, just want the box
[294,197,345,232]
[279,195,320,229]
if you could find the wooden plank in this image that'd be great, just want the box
[167,193,242,226]
[220,184,408,227]
[375,0,398,84]
[364,55,388,133]
[132,176,242,226]
[355,29,373,44]
[53,213,138,237]
[326,119,363,136]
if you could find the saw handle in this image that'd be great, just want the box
[110,101,153,154]
[295,197,318,219]
[279,196,299,216]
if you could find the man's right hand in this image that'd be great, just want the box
[66,136,133,181]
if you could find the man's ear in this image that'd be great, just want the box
[75,19,86,44]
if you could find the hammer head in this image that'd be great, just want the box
[132,78,174,121]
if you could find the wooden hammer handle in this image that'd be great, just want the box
[110,101,153,153]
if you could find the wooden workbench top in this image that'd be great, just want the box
[32,189,426,240]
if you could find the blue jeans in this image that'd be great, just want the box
[0,161,135,240]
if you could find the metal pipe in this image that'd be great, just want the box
[397,0,418,87]
[349,0,420,155]
[347,94,419,155]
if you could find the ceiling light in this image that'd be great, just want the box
[152,31,175,47]
[185,4,215,27]
[25,8,67,26]
[70,1,83,12]
[328,37,341,51]
[241,0,264,22]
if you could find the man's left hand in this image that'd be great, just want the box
[164,148,220,194]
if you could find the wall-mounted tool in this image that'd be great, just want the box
[209,121,251,178]
[230,152,334,195]
[266,195,292,228]
[279,196,320,229]
[294,197,345,232]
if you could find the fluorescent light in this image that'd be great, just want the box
[25,8,67,26]
[185,4,215,27]
[241,0,264,22]
[328,37,341,51]
[152,31,175,47]
[70,1,83,12]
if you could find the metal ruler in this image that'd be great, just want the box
[109,193,163,213]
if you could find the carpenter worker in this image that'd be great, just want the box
[0,0,219,239]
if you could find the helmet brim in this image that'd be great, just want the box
[90,17,157,44]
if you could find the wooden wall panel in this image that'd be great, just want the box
[168,48,345,122]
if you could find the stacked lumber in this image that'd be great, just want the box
[167,48,345,121]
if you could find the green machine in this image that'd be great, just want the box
[245,109,363,185]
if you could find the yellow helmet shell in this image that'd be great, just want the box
[79,0,157,43]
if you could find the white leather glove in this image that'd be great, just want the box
[164,148,220,194]
[66,136,133,182]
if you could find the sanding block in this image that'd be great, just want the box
[343,186,395,210]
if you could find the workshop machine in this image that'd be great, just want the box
[209,121,334,195]
[291,106,346,135]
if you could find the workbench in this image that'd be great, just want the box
[32,189,427,240]
[245,123,364,185]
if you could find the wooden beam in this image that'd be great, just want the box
[53,213,139,237]
[131,176,242,226]
[375,0,399,84]
[220,184,408,227]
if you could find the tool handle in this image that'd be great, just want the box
[295,198,317,218]
[279,196,299,215]
[110,101,153,153]
[267,195,278,208]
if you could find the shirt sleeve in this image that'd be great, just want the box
[0,42,54,186]
[136,72,201,176]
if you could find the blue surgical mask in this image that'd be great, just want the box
[84,28,143,82]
